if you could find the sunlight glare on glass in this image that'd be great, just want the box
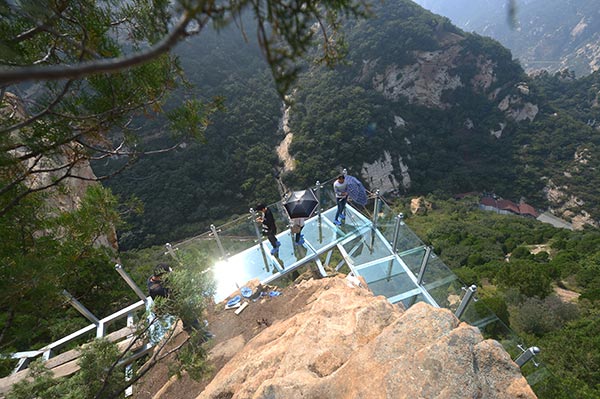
[212,259,242,303]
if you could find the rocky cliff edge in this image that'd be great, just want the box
[197,276,536,399]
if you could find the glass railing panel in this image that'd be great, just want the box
[394,222,426,252]
[216,213,262,257]
[373,197,398,242]
[420,255,463,308]
[211,243,281,303]
[416,252,462,310]
[272,228,316,270]
[456,297,555,387]
[342,232,394,266]
[422,276,462,310]
[174,230,222,266]
[526,365,571,398]
[460,295,512,336]
[355,258,419,300]
[316,178,341,213]
[393,293,428,309]
[320,182,349,212]
[398,245,427,275]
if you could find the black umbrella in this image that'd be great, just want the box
[283,189,319,219]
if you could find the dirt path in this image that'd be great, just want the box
[275,102,295,173]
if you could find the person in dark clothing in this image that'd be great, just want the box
[147,263,172,299]
[256,203,281,255]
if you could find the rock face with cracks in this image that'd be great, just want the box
[198,277,536,399]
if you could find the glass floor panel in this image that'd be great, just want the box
[398,246,427,275]
[395,293,428,309]
[210,205,423,305]
[272,230,316,270]
[211,244,281,303]
[300,211,346,251]
[342,231,394,265]
[356,258,419,300]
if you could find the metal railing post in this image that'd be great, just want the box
[315,180,323,243]
[391,213,403,253]
[515,346,540,368]
[416,246,432,285]
[164,243,178,261]
[250,208,270,272]
[210,224,227,259]
[386,213,405,281]
[315,180,322,220]
[115,264,147,301]
[62,290,99,324]
[62,290,103,337]
[455,285,477,319]
[372,189,380,228]
[125,312,135,397]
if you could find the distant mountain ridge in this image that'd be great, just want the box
[413,0,600,77]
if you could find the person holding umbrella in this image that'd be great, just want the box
[283,189,319,246]
[256,203,281,255]
[290,217,305,245]
[333,175,349,226]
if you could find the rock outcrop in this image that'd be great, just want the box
[411,196,432,215]
[372,45,464,109]
[1,92,118,249]
[198,277,536,399]
[543,177,599,231]
[361,151,405,194]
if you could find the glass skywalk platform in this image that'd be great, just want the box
[173,179,550,389]
[210,204,432,307]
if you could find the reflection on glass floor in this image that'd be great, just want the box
[210,204,435,308]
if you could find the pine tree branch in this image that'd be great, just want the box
[0,11,195,85]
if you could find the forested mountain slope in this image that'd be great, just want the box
[414,0,600,77]
[286,0,600,226]
[96,0,600,249]
[94,24,283,248]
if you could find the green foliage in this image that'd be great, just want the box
[537,313,600,397]
[7,339,125,399]
[407,197,600,398]
[509,296,578,337]
[95,26,284,249]
[148,249,215,380]
[497,259,553,299]
[174,330,212,380]
[512,246,534,259]
[165,252,215,330]
[167,98,226,141]
[478,294,510,326]
[576,252,600,289]
[0,185,135,355]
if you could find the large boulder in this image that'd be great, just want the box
[198,277,536,399]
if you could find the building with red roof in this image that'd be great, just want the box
[518,202,539,218]
[478,195,538,218]
[497,199,520,214]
